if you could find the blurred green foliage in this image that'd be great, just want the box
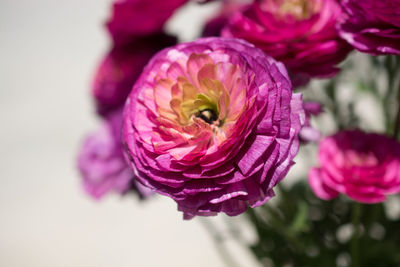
[247,182,400,267]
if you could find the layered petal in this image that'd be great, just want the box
[106,0,187,45]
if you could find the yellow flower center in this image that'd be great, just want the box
[279,0,312,19]
[261,0,319,21]
[169,72,230,127]
[151,52,248,152]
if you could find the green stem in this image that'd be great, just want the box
[263,205,306,253]
[326,79,345,129]
[247,206,305,254]
[393,81,400,139]
[384,55,400,134]
[199,218,240,267]
[351,203,362,267]
[384,56,395,132]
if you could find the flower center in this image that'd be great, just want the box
[280,0,311,19]
[151,52,248,149]
[261,0,317,20]
[344,150,379,167]
[196,108,218,124]
[179,91,222,126]
[161,56,231,127]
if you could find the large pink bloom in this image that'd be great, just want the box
[222,0,352,78]
[92,34,177,116]
[106,0,188,46]
[309,130,400,203]
[78,110,152,199]
[123,37,304,218]
[338,0,400,55]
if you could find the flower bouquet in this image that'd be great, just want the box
[77,0,400,266]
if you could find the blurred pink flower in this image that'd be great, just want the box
[309,130,400,203]
[106,0,187,46]
[222,0,352,79]
[92,34,177,116]
[338,0,400,55]
[78,110,153,199]
[123,37,304,218]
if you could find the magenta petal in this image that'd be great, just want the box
[106,0,187,45]
[78,109,152,199]
[209,182,248,204]
[308,168,339,200]
[236,135,275,175]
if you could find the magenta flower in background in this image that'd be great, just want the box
[123,37,304,218]
[309,130,400,203]
[92,34,177,116]
[222,0,352,79]
[106,0,188,46]
[338,0,400,55]
[78,110,153,199]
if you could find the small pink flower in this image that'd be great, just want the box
[222,0,352,79]
[77,110,152,199]
[123,37,304,218]
[338,0,400,55]
[309,130,400,203]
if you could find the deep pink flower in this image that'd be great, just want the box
[78,110,152,199]
[222,0,352,78]
[123,37,304,218]
[106,0,187,46]
[338,0,400,55]
[309,130,400,203]
[92,34,177,116]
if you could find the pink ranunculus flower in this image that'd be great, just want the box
[309,130,400,203]
[338,0,400,55]
[106,0,187,46]
[78,110,153,199]
[123,37,305,218]
[92,34,177,116]
[222,0,352,79]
